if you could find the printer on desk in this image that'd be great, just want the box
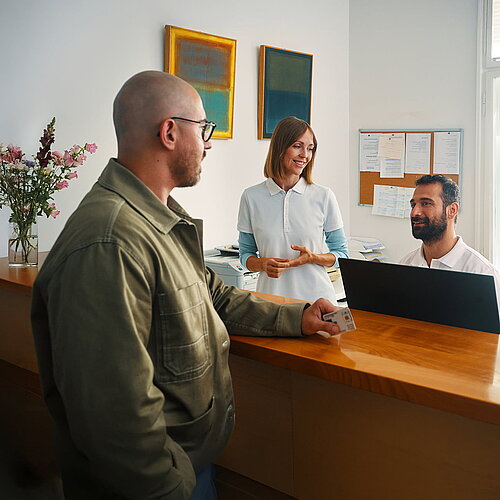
[204,246,259,291]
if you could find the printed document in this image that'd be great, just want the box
[359,133,382,172]
[405,133,431,174]
[433,131,461,175]
[378,133,405,178]
[372,184,413,218]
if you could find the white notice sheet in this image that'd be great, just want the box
[359,133,382,172]
[378,133,405,178]
[405,133,431,174]
[378,134,404,159]
[380,157,405,178]
[372,185,413,218]
[433,131,461,175]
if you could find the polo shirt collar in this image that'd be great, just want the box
[435,236,465,268]
[418,236,465,268]
[265,176,307,195]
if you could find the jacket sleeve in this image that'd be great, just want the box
[40,243,195,499]
[205,266,306,337]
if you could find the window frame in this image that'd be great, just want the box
[484,0,500,68]
[477,0,500,263]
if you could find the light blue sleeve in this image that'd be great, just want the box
[325,227,349,268]
[238,232,258,268]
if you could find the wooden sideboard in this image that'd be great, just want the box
[1,254,499,499]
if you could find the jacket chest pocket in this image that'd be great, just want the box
[157,281,211,383]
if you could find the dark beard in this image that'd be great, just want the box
[170,150,206,188]
[411,211,447,243]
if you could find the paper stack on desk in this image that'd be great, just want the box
[349,237,386,262]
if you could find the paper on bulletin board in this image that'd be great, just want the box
[378,133,405,178]
[372,184,413,218]
[405,133,431,174]
[380,157,405,178]
[433,131,461,175]
[359,133,382,172]
[378,134,404,159]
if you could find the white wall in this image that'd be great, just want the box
[0,0,349,257]
[349,0,478,261]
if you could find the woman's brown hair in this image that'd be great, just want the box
[263,116,317,184]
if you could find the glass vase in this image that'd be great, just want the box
[8,220,38,267]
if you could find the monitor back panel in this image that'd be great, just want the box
[338,258,500,334]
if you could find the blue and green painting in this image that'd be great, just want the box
[263,47,312,139]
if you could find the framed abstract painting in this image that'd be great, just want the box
[164,25,236,139]
[258,45,313,139]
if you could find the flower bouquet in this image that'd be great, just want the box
[0,118,97,266]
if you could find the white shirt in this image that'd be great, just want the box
[237,177,343,303]
[400,236,500,309]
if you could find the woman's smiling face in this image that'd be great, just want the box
[280,129,315,179]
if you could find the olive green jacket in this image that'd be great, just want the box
[31,159,306,500]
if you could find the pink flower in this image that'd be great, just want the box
[66,171,78,180]
[56,180,69,190]
[85,143,98,154]
[51,151,65,165]
[74,153,86,166]
[8,144,23,159]
[3,144,23,163]
[63,151,76,168]
[48,203,60,218]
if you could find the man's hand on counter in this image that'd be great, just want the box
[301,299,340,336]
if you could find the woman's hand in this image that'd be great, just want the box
[288,245,314,267]
[246,256,289,278]
[288,245,336,268]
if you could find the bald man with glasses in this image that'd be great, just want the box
[31,71,340,500]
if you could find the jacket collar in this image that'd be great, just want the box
[97,158,195,234]
[265,176,307,195]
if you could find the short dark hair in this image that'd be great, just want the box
[263,117,317,184]
[415,174,460,207]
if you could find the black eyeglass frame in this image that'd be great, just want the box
[158,116,217,142]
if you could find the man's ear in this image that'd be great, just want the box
[447,201,459,220]
[158,119,176,151]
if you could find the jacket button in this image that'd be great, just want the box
[222,340,229,349]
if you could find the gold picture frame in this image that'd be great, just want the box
[165,25,237,139]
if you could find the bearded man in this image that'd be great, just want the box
[400,175,500,299]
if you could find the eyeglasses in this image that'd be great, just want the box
[169,116,217,142]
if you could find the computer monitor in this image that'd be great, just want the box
[338,258,500,334]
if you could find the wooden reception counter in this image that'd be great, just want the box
[1,254,499,499]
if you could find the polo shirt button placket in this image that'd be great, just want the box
[283,191,291,234]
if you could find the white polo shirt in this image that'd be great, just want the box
[237,177,343,303]
[400,236,500,309]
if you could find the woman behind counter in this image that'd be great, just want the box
[237,116,348,303]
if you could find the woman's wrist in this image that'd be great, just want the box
[245,256,261,272]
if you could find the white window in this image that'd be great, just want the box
[478,0,500,266]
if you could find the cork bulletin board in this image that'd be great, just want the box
[359,129,462,206]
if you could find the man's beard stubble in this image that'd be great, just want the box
[411,210,448,243]
[170,150,206,188]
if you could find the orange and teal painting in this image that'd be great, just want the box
[165,26,236,139]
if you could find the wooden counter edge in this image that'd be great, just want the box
[228,340,500,426]
[228,291,500,427]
